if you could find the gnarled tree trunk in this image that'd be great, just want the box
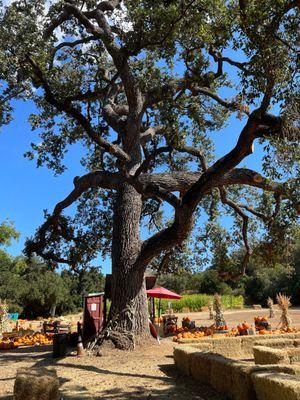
[107,183,149,348]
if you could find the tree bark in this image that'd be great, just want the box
[108,183,149,346]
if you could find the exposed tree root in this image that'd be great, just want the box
[87,322,135,352]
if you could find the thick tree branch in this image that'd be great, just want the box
[26,55,130,163]
[218,187,251,277]
[140,125,165,144]
[136,110,287,268]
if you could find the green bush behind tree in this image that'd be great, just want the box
[0,221,105,318]
[1,221,300,317]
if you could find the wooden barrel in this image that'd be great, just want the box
[52,333,67,358]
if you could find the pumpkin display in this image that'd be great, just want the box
[216,325,229,331]
[182,316,192,329]
[173,330,205,341]
[254,316,272,332]
[0,332,53,350]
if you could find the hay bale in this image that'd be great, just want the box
[253,304,262,309]
[242,334,296,357]
[253,346,289,365]
[13,368,59,400]
[209,353,234,394]
[173,346,195,376]
[288,348,300,364]
[189,351,212,384]
[242,335,262,357]
[192,342,213,352]
[212,336,242,358]
[230,361,258,400]
[252,371,300,400]
[262,365,300,376]
[255,339,295,349]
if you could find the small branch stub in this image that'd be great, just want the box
[253,174,263,183]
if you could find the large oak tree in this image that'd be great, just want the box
[0,0,299,347]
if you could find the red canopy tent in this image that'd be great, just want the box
[146,286,181,318]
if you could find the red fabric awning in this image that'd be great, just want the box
[146,286,182,300]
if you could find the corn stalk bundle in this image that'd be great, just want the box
[0,299,11,338]
[277,293,292,329]
[267,297,275,318]
[213,293,226,328]
[208,299,214,320]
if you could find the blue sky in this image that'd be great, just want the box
[0,96,265,275]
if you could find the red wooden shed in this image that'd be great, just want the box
[82,292,105,343]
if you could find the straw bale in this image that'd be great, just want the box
[192,342,213,352]
[209,353,235,394]
[173,346,195,375]
[189,351,212,384]
[254,339,294,349]
[242,336,263,357]
[288,348,300,364]
[252,371,300,400]
[228,361,258,400]
[254,346,289,365]
[13,368,59,400]
[212,336,242,358]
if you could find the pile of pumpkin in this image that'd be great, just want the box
[173,330,205,342]
[15,333,53,346]
[257,327,298,335]
[0,333,53,350]
[215,324,229,331]
[173,326,214,342]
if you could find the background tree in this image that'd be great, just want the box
[0,221,19,247]
[0,0,299,347]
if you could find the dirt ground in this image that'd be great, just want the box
[1,308,300,400]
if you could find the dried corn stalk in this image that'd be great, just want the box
[213,293,226,328]
[267,297,275,318]
[0,299,10,338]
[277,293,292,329]
[208,299,214,320]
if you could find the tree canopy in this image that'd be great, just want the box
[0,0,299,341]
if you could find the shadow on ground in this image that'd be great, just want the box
[0,348,224,400]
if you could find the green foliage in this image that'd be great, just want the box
[0,0,297,273]
[157,293,244,314]
[0,247,105,318]
[59,267,105,314]
[196,269,234,295]
[0,220,19,247]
